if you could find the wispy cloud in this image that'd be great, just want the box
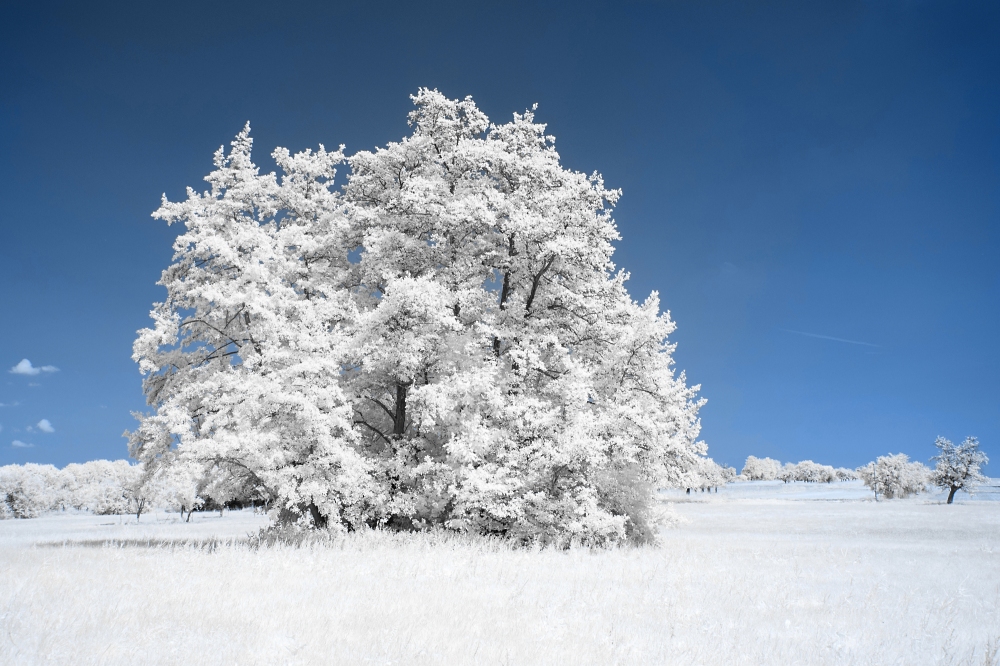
[779,328,880,348]
[0,401,19,408]
[9,359,59,376]
[36,419,55,433]
[11,439,33,448]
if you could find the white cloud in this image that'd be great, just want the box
[9,359,59,376]
[11,439,33,448]
[0,401,19,407]
[36,419,55,433]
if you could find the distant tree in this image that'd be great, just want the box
[741,456,782,481]
[857,454,929,500]
[834,467,859,481]
[1,461,148,519]
[125,465,155,521]
[784,460,838,483]
[931,436,989,504]
[740,457,850,483]
[63,460,139,515]
[145,457,207,521]
[0,463,62,518]
[688,457,727,491]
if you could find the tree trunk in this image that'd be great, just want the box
[947,486,958,504]
[307,502,328,529]
[393,382,408,438]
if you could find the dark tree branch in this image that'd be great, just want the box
[525,256,556,313]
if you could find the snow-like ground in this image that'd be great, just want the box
[2,482,998,665]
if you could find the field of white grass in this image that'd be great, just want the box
[2,481,999,665]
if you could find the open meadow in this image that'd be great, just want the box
[2,481,999,665]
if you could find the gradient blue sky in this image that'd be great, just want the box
[1,0,997,472]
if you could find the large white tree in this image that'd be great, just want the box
[130,90,706,544]
[931,436,988,504]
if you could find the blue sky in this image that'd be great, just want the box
[1,0,997,472]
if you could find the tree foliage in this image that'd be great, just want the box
[129,90,706,545]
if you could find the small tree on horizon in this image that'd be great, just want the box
[931,436,988,504]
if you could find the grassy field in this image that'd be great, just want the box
[2,482,998,665]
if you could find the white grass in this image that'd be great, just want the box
[2,482,999,665]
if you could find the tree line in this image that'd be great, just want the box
[737,436,989,502]
[2,437,986,521]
